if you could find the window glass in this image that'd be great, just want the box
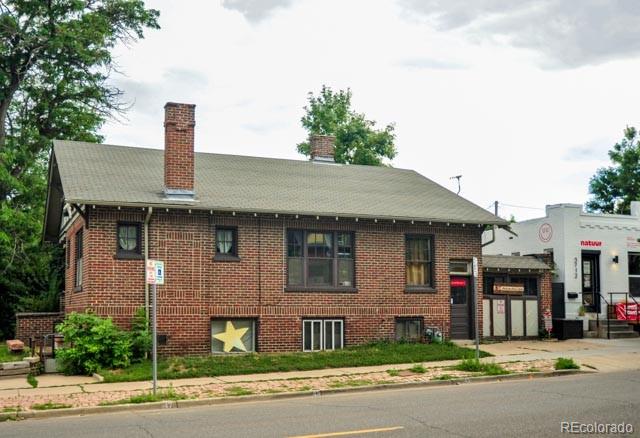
[287,230,303,257]
[629,277,640,296]
[449,261,470,274]
[308,259,333,286]
[337,233,352,258]
[307,232,333,258]
[211,319,255,353]
[406,236,433,287]
[338,259,354,287]
[75,229,83,288]
[303,321,312,351]
[216,228,236,255]
[287,231,354,288]
[287,258,304,286]
[629,253,640,276]
[406,262,430,286]
[395,319,422,341]
[118,224,139,252]
[629,253,640,297]
[303,319,344,351]
[312,321,321,350]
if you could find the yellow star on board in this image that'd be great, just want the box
[213,321,249,352]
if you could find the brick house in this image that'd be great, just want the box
[36,102,509,355]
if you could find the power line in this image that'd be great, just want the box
[500,203,544,211]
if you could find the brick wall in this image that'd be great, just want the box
[15,312,63,344]
[63,207,485,355]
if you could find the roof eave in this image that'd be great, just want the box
[62,198,508,226]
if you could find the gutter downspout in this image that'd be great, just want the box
[144,206,153,323]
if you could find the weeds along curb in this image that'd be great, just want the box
[0,369,592,422]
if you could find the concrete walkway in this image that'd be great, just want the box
[1,338,638,401]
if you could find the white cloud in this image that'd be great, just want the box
[99,0,640,221]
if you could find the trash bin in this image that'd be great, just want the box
[552,319,583,340]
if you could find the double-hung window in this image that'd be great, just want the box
[74,229,83,290]
[629,253,640,297]
[303,319,344,351]
[287,230,354,289]
[406,235,434,289]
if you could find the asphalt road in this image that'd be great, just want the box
[1,371,638,438]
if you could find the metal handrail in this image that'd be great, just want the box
[607,292,640,324]
[596,293,611,339]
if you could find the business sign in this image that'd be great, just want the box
[580,240,602,247]
[146,260,165,285]
[493,283,524,295]
[538,223,553,243]
[627,236,640,250]
[450,278,468,287]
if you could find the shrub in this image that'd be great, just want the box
[455,358,484,372]
[454,358,508,375]
[555,357,580,370]
[56,312,132,375]
[129,307,151,362]
[409,364,426,373]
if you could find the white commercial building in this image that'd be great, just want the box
[483,202,640,325]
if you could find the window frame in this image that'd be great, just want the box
[115,222,143,259]
[210,318,257,354]
[214,226,240,261]
[74,229,83,291]
[629,252,640,297]
[286,229,356,292]
[395,317,424,342]
[302,318,344,352]
[405,234,435,292]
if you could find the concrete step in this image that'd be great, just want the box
[608,331,640,339]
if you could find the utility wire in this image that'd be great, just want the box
[500,203,544,211]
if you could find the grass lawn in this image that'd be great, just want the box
[0,345,29,363]
[100,341,490,383]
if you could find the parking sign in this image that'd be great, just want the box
[146,260,165,285]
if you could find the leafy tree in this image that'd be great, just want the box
[297,85,397,165]
[587,126,640,214]
[0,1,159,338]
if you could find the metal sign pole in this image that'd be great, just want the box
[152,282,157,396]
[473,257,480,360]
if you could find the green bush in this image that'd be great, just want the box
[555,357,580,370]
[56,312,132,375]
[130,307,151,362]
[454,358,508,375]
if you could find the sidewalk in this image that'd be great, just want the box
[0,338,637,411]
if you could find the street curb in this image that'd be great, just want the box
[0,369,591,422]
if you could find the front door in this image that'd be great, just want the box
[581,252,600,313]
[450,276,472,339]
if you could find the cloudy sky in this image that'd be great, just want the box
[101,0,640,221]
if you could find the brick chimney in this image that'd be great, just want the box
[164,102,196,199]
[309,134,336,162]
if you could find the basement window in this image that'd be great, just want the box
[116,222,143,259]
[211,319,256,353]
[302,319,344,351]
[395,318,423,342]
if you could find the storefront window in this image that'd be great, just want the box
[629,253,640,297]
